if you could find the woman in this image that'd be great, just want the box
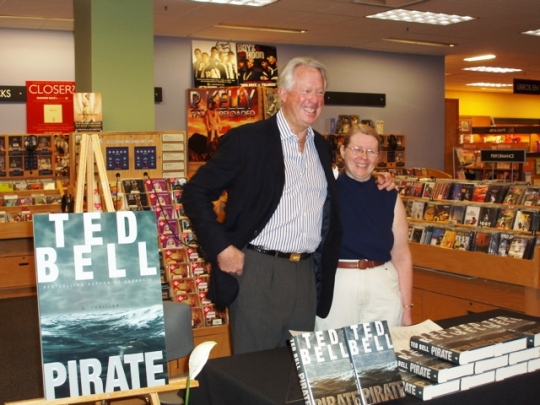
[316,124,413,329]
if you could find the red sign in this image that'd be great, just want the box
[26,81,76,134]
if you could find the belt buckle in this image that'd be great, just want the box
[358,259,368,269]
[289,253,301,262]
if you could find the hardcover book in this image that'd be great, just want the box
[453,230,474,251]
[502,185,525,205]
[520,187,540,206]
[449,204,466,224]
[471,184,489,202]
[290,328,361,405]
[478,206,499,228]
[33,211,168,400]
[400,371,460,401]
[485,184,508,204]
[463,205,481,226]
[410,201,426,221]
[397,349,474,383]
[409,322,527,365]
[343,321,405,405]
[495,207,517,230]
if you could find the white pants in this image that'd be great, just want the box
[315,261,403,331]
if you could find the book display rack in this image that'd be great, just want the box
[398,176,540,323]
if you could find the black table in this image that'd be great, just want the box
[189,310,540,405]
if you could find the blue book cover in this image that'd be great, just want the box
[33,211,167,400]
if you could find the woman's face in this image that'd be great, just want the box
[340,132,379,182]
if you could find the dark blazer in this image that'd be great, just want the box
[182,114,342,317]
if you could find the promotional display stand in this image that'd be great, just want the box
[6,134,197,405]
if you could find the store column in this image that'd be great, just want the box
[74,0,154,131]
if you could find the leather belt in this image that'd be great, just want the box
[246,244,312,262]
[338,260,384,270]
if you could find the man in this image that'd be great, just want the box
[183,57,391,354]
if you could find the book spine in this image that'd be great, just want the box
[409,337,461,364]
[290,337,315,405]
[397,356,440,383]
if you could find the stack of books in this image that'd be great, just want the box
[393,316,540,401]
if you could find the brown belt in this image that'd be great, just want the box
[338,260,384,270]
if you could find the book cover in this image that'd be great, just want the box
[429,227,446,246]
[513,209,535,232]
[440,229,457,249]
[343,321,405,405]
[449,204,466,224]
[503,185,525,205]
[290,328,361,405]
[400,371,460,401]
[453,230,474,251]
[32,211,168,400]
[472,230,491,253]
[410,201,426,220]
[409,226,425,244]
[485,184,508,204]
[421,182,435,200]
[495,207,517,230]
[471,184,489,202]
[410,318,528,365]
[478,206,499,228]
[493,316,540,347]
[520,187,540,206]
[508,235,534,259]
[397,349,474,383]
[497,232,514,256]
[463,205,481,226]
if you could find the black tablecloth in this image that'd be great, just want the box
[190,310,540,405]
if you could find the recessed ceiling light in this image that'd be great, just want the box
[466,83,513,88]
[464,54,496,62]
[347,0,427,6]
[186,0,278,6]
[215,24,305,34]
[383,38,456,47]
[366,9,475,25]
[463,66,522,73]
[522,29,540,37]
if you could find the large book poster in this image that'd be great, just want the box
[74,92,103,132]
[187,87,262,162]
[192,40,239,88]
[26,81,76,134]
[33,211,168,400]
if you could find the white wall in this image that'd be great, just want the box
[1,28,445,169]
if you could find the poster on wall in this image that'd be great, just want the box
[26,81,76,134]
[236,43,278,88]
[33,211,168,400]
[192,40,239,88]
[186,86,262,162]
[73,92,103,132]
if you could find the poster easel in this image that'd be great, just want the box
[74,133,115,213]
[6,134,197,405]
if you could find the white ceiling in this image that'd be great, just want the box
[1,0,539,93]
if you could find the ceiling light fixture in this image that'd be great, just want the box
[215,24,305,33]
[347,0,427,7]
[383,38,456,47]
[466,83,513,88]
[522,29,540,37]
[367,9,475,25]
[463,66,522,73]
[186,0,278,6]
[464,54,496,62]
[0,15,73,22]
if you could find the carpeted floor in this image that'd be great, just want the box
[0,296,43,404]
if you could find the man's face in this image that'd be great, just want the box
[247,60,254,69]
[267,55,276,65]
[279,65,325,134]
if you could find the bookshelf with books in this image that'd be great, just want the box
[399,177,540,323]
